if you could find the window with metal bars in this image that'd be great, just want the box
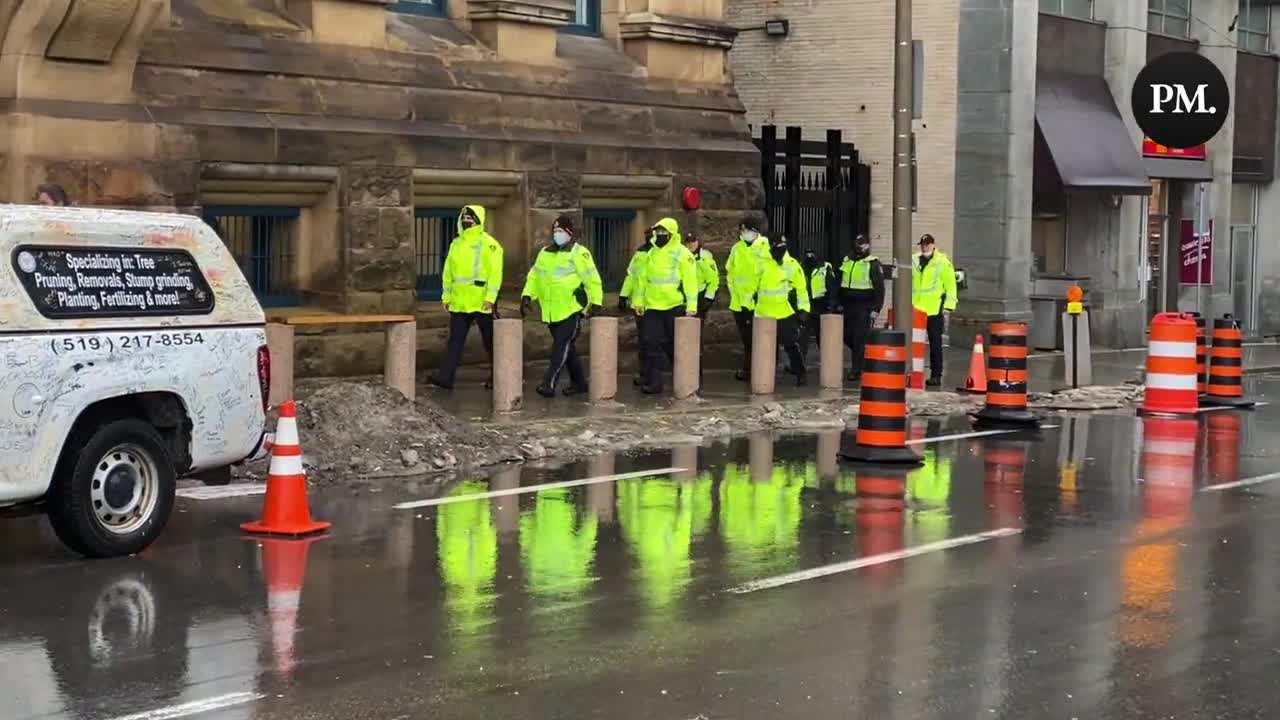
[414,208,458,301]
[583,209,635,292]
[201,207,300,307]
[1148,0,1191,38]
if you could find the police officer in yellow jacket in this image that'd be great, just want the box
[521,216,603,398]
[800,249,835,362]
[756,238,810,386]
[632,217,698,394]
[838,234,885,382]
[689,232,720,319]
[431,204,503,390]
[619,235,653,386]
[725,214,769,381]
[913,233,958,387]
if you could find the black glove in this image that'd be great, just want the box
[617,295,628,312]
[520,296,532,318]
[698,296,712,315]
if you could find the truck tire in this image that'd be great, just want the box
[48,419,176,558]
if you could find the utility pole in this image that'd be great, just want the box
[891,0,913,334]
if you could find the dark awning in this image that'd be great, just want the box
[1035,70,1152,195]
[1144,156,1213,181]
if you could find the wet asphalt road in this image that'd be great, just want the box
[6,385,1280,719]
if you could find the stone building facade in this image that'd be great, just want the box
[1,0,758,374]
[954,0,1280,349]
[730,0,1280,348]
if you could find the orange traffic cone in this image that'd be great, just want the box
[242,400,331,536]
[257,537,320,679]
[958,335,988,394]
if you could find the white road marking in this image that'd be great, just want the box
[177,483,266,500]
[1201,471,1280,493]
[107,692,265,720]
[728,528,1023,594]
[393,467,685,510]
[906,429,1016,445]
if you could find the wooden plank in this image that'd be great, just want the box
[285,314,416,326]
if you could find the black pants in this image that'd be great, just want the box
[542,314,585,390]
[927,312,945,380]
[438,311,494,385]
[777,315,805,378]
[800,298,827,359]
[641,308,679,388]
[733,309,753,373]
[632,314,646,379]
[844,300,874,375]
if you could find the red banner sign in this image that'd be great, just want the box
[1144,137,1207,160]
[1179,219,1212,285]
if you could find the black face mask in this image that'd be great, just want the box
[655,233,672,248]
[770,247,787,263]
[854,246,870,259]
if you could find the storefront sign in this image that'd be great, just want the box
[1179,219,1213,285]
[1143,137,1207,159]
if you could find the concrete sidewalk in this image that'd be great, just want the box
[424,342,1280,423]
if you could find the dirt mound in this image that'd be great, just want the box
[287,382,525,484]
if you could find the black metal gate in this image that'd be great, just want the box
[754,125,871,262]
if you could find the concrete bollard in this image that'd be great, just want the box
[384,320,417,402]
[492,318,523,413]
[265,323,295,406]
[819,313,843,389]
[749,430,774,483]
[672,444,698,481]
[673,316,701,399]
[750,316,777,395]
[589,316,619,402]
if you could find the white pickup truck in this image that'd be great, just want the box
[0,206,270,557]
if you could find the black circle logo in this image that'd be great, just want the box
[1131,52,1230,150]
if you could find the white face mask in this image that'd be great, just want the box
[552,230,571,247]
[922,248,934,258]
[740,230,758,243]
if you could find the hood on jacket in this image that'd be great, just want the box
[458,204,488,235]
[653,217,683,248]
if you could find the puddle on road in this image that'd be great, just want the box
[2,406,1277,719]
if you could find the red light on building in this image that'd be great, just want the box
[1142,137,1206,160]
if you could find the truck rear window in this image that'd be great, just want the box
[12,245,215,319]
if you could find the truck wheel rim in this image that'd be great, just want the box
[90,443,160,535]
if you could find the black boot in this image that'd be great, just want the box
[428,374,453,390]
[563,384,588,396]
[735,369,749,381]
[925,377,942,388]
[640,383,664,395]
[535,384,556,398]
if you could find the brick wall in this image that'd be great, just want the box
[727,0,959,257]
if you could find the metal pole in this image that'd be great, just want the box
[891,0,913,334]
[1195,183,1205,314]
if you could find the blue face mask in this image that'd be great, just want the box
[552,230,571,247]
